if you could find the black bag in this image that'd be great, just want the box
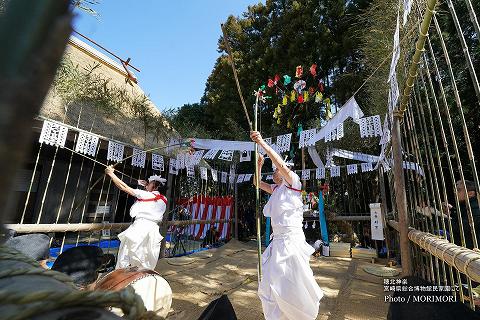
[197,295,237,320]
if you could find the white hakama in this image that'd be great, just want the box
[258,174,323,320]
[116,190,166,270]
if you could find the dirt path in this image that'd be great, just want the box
[157,240,392,319]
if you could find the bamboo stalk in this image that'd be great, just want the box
[388,220,480,284]
[398,0,438,114]
[6,219,233,233]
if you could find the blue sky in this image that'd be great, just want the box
[73,0,263,111]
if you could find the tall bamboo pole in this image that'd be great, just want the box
[254,93,262,281]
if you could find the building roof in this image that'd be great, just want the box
[39,35,176,150]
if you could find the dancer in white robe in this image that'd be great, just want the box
[251,131,323,320]
[105,165,167,270]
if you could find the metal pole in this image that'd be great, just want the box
[391,112,413,276]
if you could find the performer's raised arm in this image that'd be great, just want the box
[105,165,137,197]
[250,131,295,186]
[253,153,274,194]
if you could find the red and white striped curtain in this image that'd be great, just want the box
[174,196,233,240]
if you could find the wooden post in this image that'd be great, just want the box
[378,167,390,259]
[159,170,174,258]
[234,181,238,239]
[391,113,413,275]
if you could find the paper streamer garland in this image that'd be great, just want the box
[240,150,251,162]
[218,150,234,161]
[75,131,99,156]
[203,149,219,160]
[347,164,358,175]
[361,162,374,172]
[200,167,208,180]
[301,170,311,180]
[316,167,325,179]
[211,169,218,182]
[152,153,164,171]
[330,166,341,177]
[39,120,69,147]
[131,148,146,168]
[107,141,125,162]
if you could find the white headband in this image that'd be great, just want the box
[148,175,167,185]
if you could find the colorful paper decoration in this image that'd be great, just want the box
[315,91,323,103]
[295,65,303,78]
[268,79,274,88]
[310,64,317,77]
[282,95,288,105]
[361,162,374,172]
[218,150,234,161]
[107,141,125,162]
[347,164,358,175]
[131,148,146,168]
[316,167,325,179]
[274,74,280,84]
[75,132,99,157]
[283,75,291,85]
[304,91,309,102]
[294,80,306,93]
[298,95,304,103]
[290,90,296,102]
[359,115,383,138]
[301,169,311,180]
[200,167,208,180]
[39,120,68,147]
[330,166,341,177]
[211,169,218,182]
[318,81,324,92]
[152,153,164,171]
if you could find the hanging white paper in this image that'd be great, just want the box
[325,149,335,167]
[403,0,412,26]
[299,129,316,148]
[191,138,254,151]
[192,150,205,165]
[186,166,195,177]
[152,153,164,171]
[200,167,208,180]
[316,167,325,179]
[330,166,341,177]
[331,149,379,163]
[166,138,182,154]
[307,97,364,145]
[276,133,292,153]
[221,172,227,183]
[107,141,125,162]
[359,115,383,138]
[75,132,99,156]
[176,153,186,169]
[307,146,325,169]
[361,162,374,172]
[237,174,245,183]
[301,169,311,180]
[347,164,358,175]
[131,148,146,168]
[244,174,253,182]
[218,150,234,161]
[203,149,219,160]
[240,150,251,162]
[169,159,178,175]
[211,169,218,182]
[39,120,69,147]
